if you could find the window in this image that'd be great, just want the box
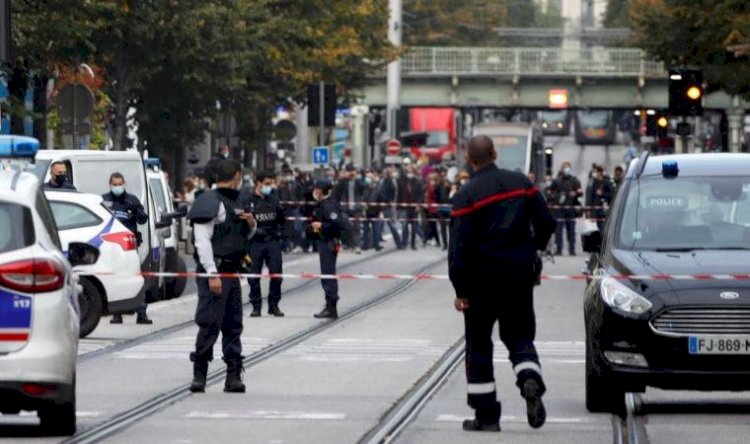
[618,176,750,250]
[0,203,34,253]
[425,131,449,147]
[50,201,103,231]
[149,178,168,216]
[35,191,62,250]
[492,135,529,173]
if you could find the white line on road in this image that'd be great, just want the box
[185,411,346,420]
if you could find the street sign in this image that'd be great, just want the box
[386,138,401,156]
[548,89,568,109]
[312,146,330,165]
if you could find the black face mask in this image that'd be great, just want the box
[55,174,68,185]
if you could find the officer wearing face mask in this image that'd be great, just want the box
[239,171,286,317]
[44,161,77,191]
[309,180,343,319]
[102,172,150,325]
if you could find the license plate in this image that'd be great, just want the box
[688,336,750,355]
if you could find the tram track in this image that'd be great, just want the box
[63,255,446,444]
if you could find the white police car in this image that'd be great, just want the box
[0,136,99,435]
[45,190,145,337]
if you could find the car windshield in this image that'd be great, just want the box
[578,111,609,128]
[425,131,449,147]
[492,135,528,173]
[618,176,750,250]
[541,111,566,124]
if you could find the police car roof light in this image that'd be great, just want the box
[662,160,679,178]
[144,158,161,171]
[0,136,40,159]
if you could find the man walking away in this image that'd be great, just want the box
[240,171,286,317]
[102,173,150,325]
[449,135,556,432]
[187,160,256,393]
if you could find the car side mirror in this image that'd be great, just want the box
[68,242,100,267]
[155,214,173,229]
[581,230,602,254]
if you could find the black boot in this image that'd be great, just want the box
[136,314,153,325]
[462,418,501,432]
[268,306,285,317]
[313,305,338,319]
[189,362,208,393]
[110,313,123,324]
[250,306,261,317]
[522,379,546,429]
[224,365,246,393]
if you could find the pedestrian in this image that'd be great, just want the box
[547,162,582,256]
[43,161,77,191]
[449,135,556,432]
[214,144,231,160]
[187,159,256,393]
[333,164,364,254]
[361,170,383,251]
[423,173,442,248]
[380,167,403,249]
[240,171,286,318]
[586,165,613,231]
[612,165,625,201]
[309,180,343,319]
[398,165,425,250]
[102,172,151,325]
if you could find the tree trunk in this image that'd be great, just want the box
[112,49,129,150]
[32,75,48,147]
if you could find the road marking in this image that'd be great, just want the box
[112,336,272,360]
[436,414,592,424]
[185,411,346,420]
[291,338,450,363]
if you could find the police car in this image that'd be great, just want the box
[145,158,187,299]
[0,136,99,435]
[582,152,750,413]
[45,190,145,337]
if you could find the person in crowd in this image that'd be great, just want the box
[398,165,425,250]
[547,162,583,256]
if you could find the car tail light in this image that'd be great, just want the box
[0,259,65,293]
[102,232,137,251]
[21,383,56,396]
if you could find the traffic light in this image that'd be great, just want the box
[669,68,703,116]
[307,84,336,127]
[645,112,670,137]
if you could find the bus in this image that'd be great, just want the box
[574,110,616,146]
[472,122,546,182]
[539,110,570,136]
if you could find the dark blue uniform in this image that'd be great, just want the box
[310,196,343,309]
[44,178,77,191]
[188,188,250,374]
[102,190,149,317]
[449,164,556,426]
[239,190,286,312]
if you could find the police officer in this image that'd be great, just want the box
[309,180,343,319]
[240,171,286,317]
[187,159,256,393]
[43,161,77,191]
[449,135,556,432]
[102,172,151,325]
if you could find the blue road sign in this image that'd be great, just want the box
[312,146,330,165]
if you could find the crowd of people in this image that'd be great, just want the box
[174,156,473,255]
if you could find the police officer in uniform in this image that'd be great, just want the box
[102,172,151,325]
[309,180,343,319]
[449,135,556,432]
[240,171,286,317]
[187,160,256,393]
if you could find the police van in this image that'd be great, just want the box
[32,150,171,305]
[145,157,188,299]
[0,136,99,435]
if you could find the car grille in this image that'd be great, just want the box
[651,308,750,335]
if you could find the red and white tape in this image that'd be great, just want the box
[78,271,750,282]
[284,216,604,223]
[279,200,608,211]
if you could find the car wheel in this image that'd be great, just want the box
[165,254,187,299]
[39,378,76,436]
[585,332,624,414]
[78,279,103,338]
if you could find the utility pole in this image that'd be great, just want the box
[386,0,402,138]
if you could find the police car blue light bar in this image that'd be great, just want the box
[662,160,679,178]
[144,158,161,170]
[0,136,40,159]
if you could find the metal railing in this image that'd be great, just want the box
[395,47,665,78]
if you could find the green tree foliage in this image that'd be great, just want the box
[603,0,632,28]
[631,0,750,99]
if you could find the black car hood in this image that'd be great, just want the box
[610,249,750,306]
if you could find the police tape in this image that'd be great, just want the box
[283,216,605,223]
[76,271,750,281]
[279,200,608,211]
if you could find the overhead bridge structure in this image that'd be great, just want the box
[359,47,750,110]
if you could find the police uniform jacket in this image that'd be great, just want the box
[188,188,254,273]
[239,190,285,242]
[102,191,148,235]
[448,164,556,299]
[44,179,77,191]
[309,197,343,241]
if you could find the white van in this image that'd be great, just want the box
[33,150,170,307]
[145,158,187,299]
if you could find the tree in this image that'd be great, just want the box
[404,0,507,46]
[603,0,632,28]
[631,0,750,99]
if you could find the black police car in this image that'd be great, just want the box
[582,152,750,413]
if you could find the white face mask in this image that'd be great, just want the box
[111,185,125,196]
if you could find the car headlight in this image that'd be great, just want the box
[600,276,652,315]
